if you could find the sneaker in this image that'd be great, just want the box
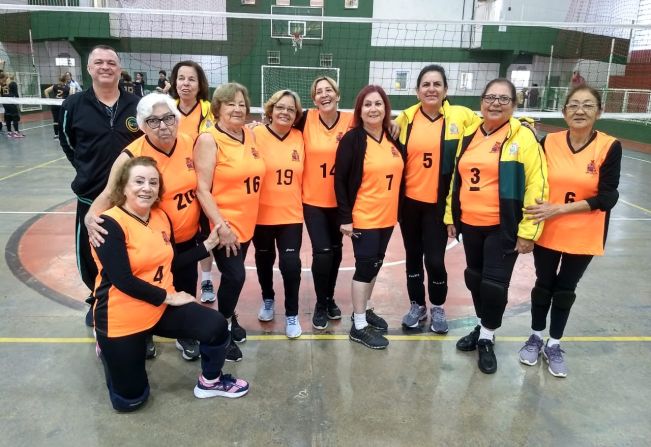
[430,307,449,334]
[7,132,16,138]
[194,373,249,399]
[518,334,544,366]
[176,338,201,361]
[477,338,497,374]
[349,325,389,350]
[230,314,246,343]
[285,315,302,339]
[312,303,328,330]
[401,301,427,328]
[257,298,275,322]
[14,132,25,138]
[326,299,342,320]
[543,343,568,378]
[225,340,242,362]
[145,335,156,359]
[200,280,216,303]
[456,325,480,351]
[364,308,388,332]
[53,135,59,139]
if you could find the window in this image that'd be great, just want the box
[55,57,75,67]
[320,53,333,68]
[276,0,290,5]
[310,0,324,5]
[241,0,255,4]
[459,72,474,90]
[394,70,409,90]
[267,51,280,65]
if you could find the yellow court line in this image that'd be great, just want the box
[1,335,650,343]
[0,156,67,182]
[620,199,651,216]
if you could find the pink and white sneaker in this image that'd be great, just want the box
[193,373,249,399]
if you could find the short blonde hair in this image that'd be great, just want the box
[211,82,251,119]
[263,90,303,123]
[310,76,340,100]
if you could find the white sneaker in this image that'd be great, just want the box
[285,315,302,339]
[257,298,274,321]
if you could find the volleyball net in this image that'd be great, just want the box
[1,1,650,122]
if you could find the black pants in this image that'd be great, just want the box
[212,241,251,319]
[351,227,394,283]
[252,223,303,316]
[532,244,593,339]
[173,236,200,297]
[51,105,62,136]
[4,107,20,132]
[461,223,518,329]
[303,204,343,304]
[400,197,448,306]
[96,302,229,411]
[75,198,98,293]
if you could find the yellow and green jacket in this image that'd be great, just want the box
[177,99,215,134]
[444,117,549,253]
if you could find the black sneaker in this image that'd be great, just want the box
[456,325,481,351]
[176,338,200,361]
[349,325,389,350]
[225,340,243,362]
[364,308,388,332]
[230,314,246,343]
[145,335,156,359]
[312,303,328,330]
[477,338,497,374]
[326,299,342,320]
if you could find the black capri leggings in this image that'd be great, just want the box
[351,227,394,283]
[399,196,449,306]
[252,223,303,316]
[212,241,251,319]
[173,236,200,297]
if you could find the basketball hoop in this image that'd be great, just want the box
[291,32,303,53]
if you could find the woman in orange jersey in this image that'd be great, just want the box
[294,76,353,330]
[445,78,548,374]
[195,83,265,362]
[518,86,621,378]
[93,156,248,412]
[169,60,217,304]
[395,64,480,333]
[253,90,305,338]
[335,85,405,350]
[85,93,204,361]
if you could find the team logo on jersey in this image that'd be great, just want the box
[203,119,213,129]
[185,157,195,170]
[291,149,300,162]
[508,143,519,156]
[336,132,344,142]
[490,142,501,153]
[126,116,139,133]
[391,146,401,158]
[251,147,260,159]
[449,123,459,135]
[586,160,597,175]
[161,231,171,245]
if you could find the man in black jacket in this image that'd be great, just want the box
[59,44,142,326]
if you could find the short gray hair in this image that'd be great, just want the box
[136,93,181,129]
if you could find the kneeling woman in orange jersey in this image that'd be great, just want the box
[195,83,265,362]
[253,90,305,338]
[518,86,621,378]
[93,156,248,412]
[445,78,548,374]
[335,85,404,350]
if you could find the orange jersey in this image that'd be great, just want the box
[124,133,200,243]
[302,109,354,207]
[93,207,172,337]
[352,133,404,229]
[206,125,266,242]
[536,131,617,255]
[253,125,304,225]
[177,99,214,140]
[404,108,444,203]
[458,124,510,226]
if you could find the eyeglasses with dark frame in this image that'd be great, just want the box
[273,104,297,114]
[481,95,513,105]
[145,114,176,129]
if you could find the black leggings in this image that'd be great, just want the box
[253,223,303,316]
[173,236,200,297]
[399,197,448,306]
[303,204,343,304]
[351,227,394,283]
[461,223,518,329]
[531,244,593,339]
[212,241,251,319]
[51,105,61,136]
[4,110,20,132]
[96,302,229,411]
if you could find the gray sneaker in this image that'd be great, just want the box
[200,280,216,303]
[430,307,449,334]
[518,334,544,366]
[543,343,568,378]
[401,302,427,328]
[257,298,274,322]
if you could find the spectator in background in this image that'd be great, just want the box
[156,70,171,94]
[570,71,585,88]
[1,73,24,138]
[133,72,146,98]
[44,74,70,139]
[528,84,540,109]
[119,71,134,95]
[65,71,82,94]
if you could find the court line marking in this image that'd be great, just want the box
[623,155,651,164]
[0,211,75,215]
[1,335,649,343]
[0,156,67,183]
[611,217,651,221]
[620,199,651,215]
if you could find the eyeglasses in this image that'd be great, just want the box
[482,95,513,105]
[273,104,297,114]
[565,103,598,112]
[145,114,176,129]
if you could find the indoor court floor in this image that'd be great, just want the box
[1,116,650,446]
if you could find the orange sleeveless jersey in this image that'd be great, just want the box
[206,125,266,242]
[404,109,444,203]
[93,207,172,337]
[124,133,200,243]
[178,102,202,140]
[253,125,304,225]
[536,131,617,255]
[352,133,404,229]
[458,125,510,226]
[302,109,354,207]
